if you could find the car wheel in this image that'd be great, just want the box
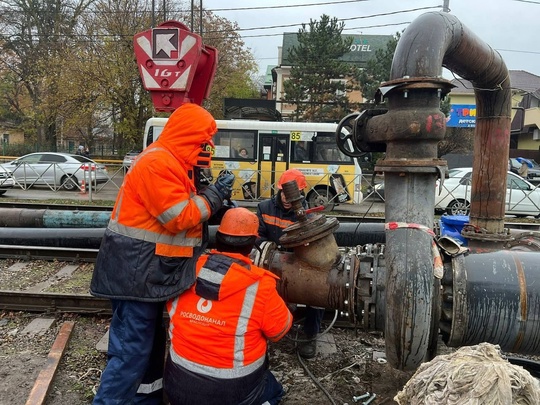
[61,175,78,191]
[307,188,336,211]
[446,199,470,216]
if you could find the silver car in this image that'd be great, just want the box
[435,167,540,217]
[122,150,141,174]
[0,165,14,195]
[1,152,109,191]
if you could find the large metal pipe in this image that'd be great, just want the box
[0,208,110,228]
[264,248,357,315]
[0,222,386,249]
[388,11,511,238]
[442,251,540,355]
[351,11,512,370]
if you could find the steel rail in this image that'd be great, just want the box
[0,290,111,314]
[0,244,98,261]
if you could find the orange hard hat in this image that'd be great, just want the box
[218,207,259,237]
[278,168,307,190]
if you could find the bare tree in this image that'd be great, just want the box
[0,0,95,148]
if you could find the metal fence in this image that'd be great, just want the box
[2,162,540,218]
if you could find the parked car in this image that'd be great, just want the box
[436,167,540,217]
[0,152,109,191]
[509,157,540,182]
[122,150,141,171]
[365,181,385,201]
[0,166,14,195]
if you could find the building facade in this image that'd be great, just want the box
[448,70,540,158]
[271,33,393,120]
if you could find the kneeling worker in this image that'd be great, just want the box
[256,169,325,359]
[164,207,292,405]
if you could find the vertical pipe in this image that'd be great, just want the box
[372,11,511,370]
[390,11,511,235]
[384,173,436,369]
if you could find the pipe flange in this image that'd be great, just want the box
[279,215,340,248]
[377,76,455,99]
[504,232,540,251]
[376,158,447,171]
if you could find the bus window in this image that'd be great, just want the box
[314,134,352,163]
[292,141,310,162]
[213,130,256,159]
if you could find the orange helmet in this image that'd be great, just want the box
[278,168,307,190]
[218,207,259,237]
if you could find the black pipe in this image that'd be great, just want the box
[0,222,386,249]
[445,251,540,355]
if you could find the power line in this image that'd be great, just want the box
[230,21,409,39]
[512,0,540,4]
[206,5,441,32]
[208,0,370,12]
[496,48,540,55]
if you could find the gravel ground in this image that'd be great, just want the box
[0,310,413,405]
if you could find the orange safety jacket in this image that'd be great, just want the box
[167,251,292,379]
[256,192,308,246]
[90,103,217,301]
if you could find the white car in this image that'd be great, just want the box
[0,152,109,191]
[122,150,141,168]
[0,166,14,195]
[436,167,540,217]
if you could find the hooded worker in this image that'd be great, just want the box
[164,207,292,405]
[90,103,235,405]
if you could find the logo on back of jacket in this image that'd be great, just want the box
[180,298,226,327]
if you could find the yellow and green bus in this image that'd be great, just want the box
[143,118,363,209]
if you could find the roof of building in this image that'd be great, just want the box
[449,70,540,94]
[264,65,274,88]
[280,32,393,68]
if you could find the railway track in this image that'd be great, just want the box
[2,220,540,404]
[0,254,106,314]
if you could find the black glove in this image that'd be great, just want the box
[215,171,235,200]
[199,185,224,215]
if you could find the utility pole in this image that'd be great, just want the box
[443,0,451,13]
[200,0,203,37]
[191,0,194,31]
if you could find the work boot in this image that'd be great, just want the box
[298,335,317,359]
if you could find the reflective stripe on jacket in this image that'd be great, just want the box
[256,192,307,245]
[167,251,292,378]
[90,123,214,301]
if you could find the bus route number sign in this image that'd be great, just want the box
[290,131,315,142]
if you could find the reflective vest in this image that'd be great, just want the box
[167,251,292,378]
[256,193,307,245]
[109,146,210,257]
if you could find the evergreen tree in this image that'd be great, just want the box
[283,15,360,122]
[359,32,400,103]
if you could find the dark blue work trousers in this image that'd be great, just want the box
[164,353,284,405]
[93,300,166,405]
[303,306,325,337]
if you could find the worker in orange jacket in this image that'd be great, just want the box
[256,169,325,359]
[164,207,292,405]
[90,103,235,404]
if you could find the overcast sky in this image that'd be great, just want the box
[203,0,540,81]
